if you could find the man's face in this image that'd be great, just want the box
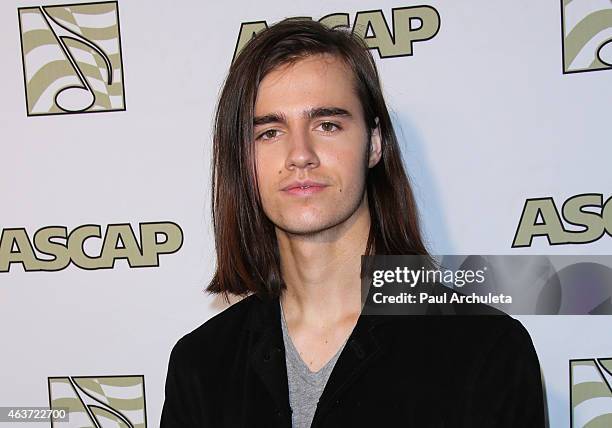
[253,53,381,236]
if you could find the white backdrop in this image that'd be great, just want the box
[1,0,611,427]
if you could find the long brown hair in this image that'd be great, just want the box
[207,18,430,302]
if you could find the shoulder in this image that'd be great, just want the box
[168,293,261,368]
[441,310,535,353]
[389,299,536,362]
[455,315,536,360]
[460,317,544,425]
[427,282,534,345]
[424,313,540,377]
[414,283,523,335]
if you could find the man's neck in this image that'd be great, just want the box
[277,196,370,327]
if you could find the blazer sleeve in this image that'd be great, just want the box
[160,337,199,428]
[463,318,546,427]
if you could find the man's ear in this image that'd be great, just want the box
[368,117,382,168]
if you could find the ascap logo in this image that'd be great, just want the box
[561,0,612,74]
[512,193,611,247]
[0,222,183,272]
[48,375,147,427]
[570,358,612,427]
[233,6,440,61]
[17,1,125,116]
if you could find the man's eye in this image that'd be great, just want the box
[319,122,341,133]
[258,129,279,140]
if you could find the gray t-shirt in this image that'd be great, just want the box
[280,300,349,428]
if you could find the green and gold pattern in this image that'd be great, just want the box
[570,358,612,428]
[48,375,146,427]
[18,2,125,115]
[562,0,612,73]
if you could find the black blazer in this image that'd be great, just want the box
[160,292,545,427]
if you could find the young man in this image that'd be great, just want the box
[161,19,545,427]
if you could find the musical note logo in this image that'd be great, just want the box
[48,375,147,428]
[562,0,612,74]
[570,358,612,428]
[18,2,125,116]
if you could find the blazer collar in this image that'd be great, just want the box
[248,293,394,422]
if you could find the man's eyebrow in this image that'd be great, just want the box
[253,107,352,127]
[306,107,352,119]
[253,113,287,127]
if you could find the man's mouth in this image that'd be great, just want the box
[283,184,328,196]
[281,180,329,191]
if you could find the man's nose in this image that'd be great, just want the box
[285,128,320,171]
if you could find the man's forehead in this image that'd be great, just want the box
[264,52,348,79]
[254,54,360,116]
[258,54,354,92]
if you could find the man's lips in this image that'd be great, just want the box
[281,180,329,191]
[281,180,329,196]
[283,185,328,196]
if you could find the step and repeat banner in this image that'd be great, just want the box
[1,0,611,426]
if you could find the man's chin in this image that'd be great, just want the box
[276,220,339,237]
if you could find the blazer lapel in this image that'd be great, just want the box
[248,293,394,426]
[249,294,292,423]
[311,313,393,425]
